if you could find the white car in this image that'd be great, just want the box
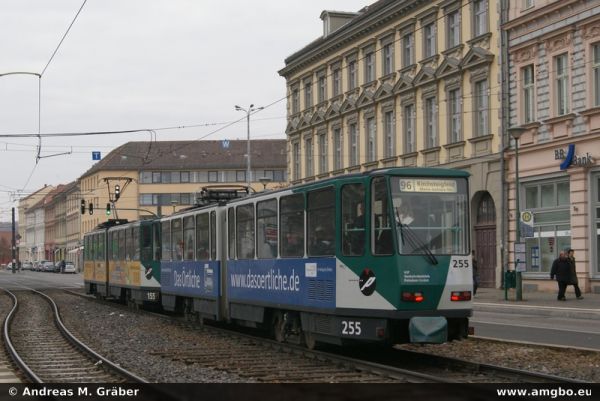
[62,262,76,274]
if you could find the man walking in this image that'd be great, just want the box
[550,252,571,301]
[566,248,584,300]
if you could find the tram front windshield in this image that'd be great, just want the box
[390,177,468,255]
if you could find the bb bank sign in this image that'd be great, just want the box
[554,144,595,170]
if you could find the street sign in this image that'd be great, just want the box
[520,210,534,238]
[92,151,101,160]
[514,242,527,272]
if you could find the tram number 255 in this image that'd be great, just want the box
[451,258,470,269]
[341,320,362,336]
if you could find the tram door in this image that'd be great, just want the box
[474,193,496,288]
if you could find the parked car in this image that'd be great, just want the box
[21,262,33,271]
[42,261,55,272]
[62,262,76,274]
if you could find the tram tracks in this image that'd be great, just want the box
[1,288,147,383]
[61,289,587,383]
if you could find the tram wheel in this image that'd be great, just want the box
[303,331,317,350]
[272,312,285,343]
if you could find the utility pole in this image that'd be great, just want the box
[11,207,16,274]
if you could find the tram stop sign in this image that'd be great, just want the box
[92,151,101,160]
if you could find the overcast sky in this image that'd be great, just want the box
[0,0,368,221]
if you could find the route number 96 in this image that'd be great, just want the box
[341,320,362,336]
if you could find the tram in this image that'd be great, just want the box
[156,167,472,347]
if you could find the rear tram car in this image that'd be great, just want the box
[158,167,472,348]
[84,219,161,308]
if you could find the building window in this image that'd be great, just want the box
[140,171,152,184]
[333,68,341,97]
[425,96,437,148]
[523,180,571,273]
[523,0,534,9]
[349,123,358,166]
[522,65,535,123]
[473,0,488,37]
[474,79,489,137]
[291,87,300,114]
[402,32,414,67]
[594,44,600,107]
[593,172,600,274]
[382,43,394,75]
[305,137,313,177]
[447,10,460,48]
[448,88,461,143]
[333,127,342,170]
[348,60,357,90]
[292,142,300,180]
[384,111,395,158]
[208,171,218,182]
[423,22,436,58]
[366,117,376,162]
[140,194,153,205]
[403,104,415,153]
[365,51,375,83]
[318,133,328,174]
[152,172,161,183]
[181,171,190,183]
[304,80,312,108]
[236,170,246,182]
[318,74,327,103]
[555,53,569,116]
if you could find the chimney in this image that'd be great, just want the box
[320,10,359,38]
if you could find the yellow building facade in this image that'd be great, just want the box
[280,1,505,288]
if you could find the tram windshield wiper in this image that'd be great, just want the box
[395,220,438,265]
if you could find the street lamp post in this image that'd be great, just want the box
[235,104,263,189]
[508,126,526,301]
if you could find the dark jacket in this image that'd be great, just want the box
[550,256,571,282]
[568,257,578,285]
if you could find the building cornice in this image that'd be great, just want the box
[279,0,429,78]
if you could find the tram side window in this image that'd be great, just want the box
[153,223,161,260]
[236,204,255,259]
[132,227,140,260]
[98,233,105,260]
[92,236,96,260]
[126,227,135,260]
[161,221,171,261]
[228,208,235,259]
[308,187,335,256]
[111,231,118,260]
[196,213,209,260]
[118,230,126,260]
[257,199,277,259]
[172,218,183,261]
[342,184,365,256]
[372,177,393,255]
[210,211,217,260]
[280,194,304,257]
[183,216,195,261]
[141,225,152,261]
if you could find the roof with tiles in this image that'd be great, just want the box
[80,139,287,179]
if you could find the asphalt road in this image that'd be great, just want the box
[471,309,600,351]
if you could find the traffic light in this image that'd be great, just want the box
[80,199,85,215]
[114,185,121,200]
[106,203,111,216]
[89,202,94,215]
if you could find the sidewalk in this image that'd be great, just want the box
[472,287,600,319]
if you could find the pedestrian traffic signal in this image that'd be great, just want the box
[106,203,111,216]
[88,203,94,215]
[114,185,121,200]
[80,199,86,215]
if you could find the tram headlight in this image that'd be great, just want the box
[401,291,424,302]
[450,291,472,301]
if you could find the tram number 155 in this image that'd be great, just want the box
[341,320,362,336]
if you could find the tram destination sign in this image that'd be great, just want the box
[398,179,457,193]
